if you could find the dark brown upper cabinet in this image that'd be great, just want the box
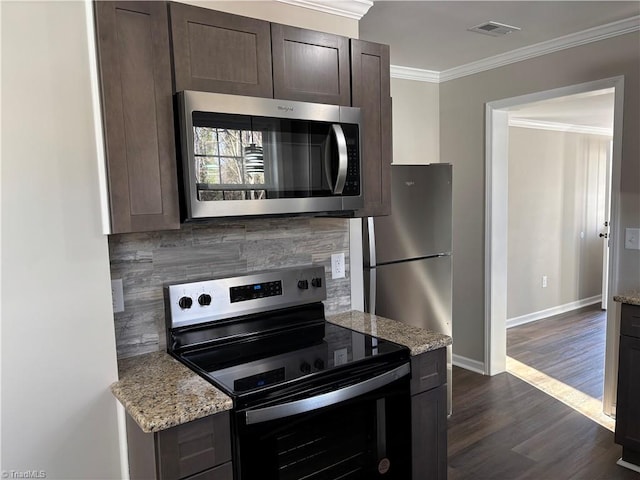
[271,24,351,105]
[95,1,180,233]
[350,39,392,217]
[169,3,273,97]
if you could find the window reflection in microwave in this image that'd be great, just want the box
[193,124,267,200]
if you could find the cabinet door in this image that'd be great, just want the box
[615,335,640,452]
[95,1,180,233]
[271,24,351,105]
[350,40,392,217]
[170,3,273,97]
[411,385,447,480]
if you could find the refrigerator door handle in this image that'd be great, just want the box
[369,268,377,314]
[367,217,377,267]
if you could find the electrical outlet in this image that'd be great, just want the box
[331,253,345,279]
[542,275,548,288]
[111,279,125,313]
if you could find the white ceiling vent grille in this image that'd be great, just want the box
[468,21,521,37]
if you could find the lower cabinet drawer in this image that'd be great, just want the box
[621,304,640,339]
[184,462,233,480]
[157,413,232,479]
[410,348,446,395]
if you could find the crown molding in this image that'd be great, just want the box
[277,0,373,20]
[390,65,440,83]
[509,118,613,137]
[390,15,639,84]
[439,15,640,82]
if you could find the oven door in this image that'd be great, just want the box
[233,363,411,480]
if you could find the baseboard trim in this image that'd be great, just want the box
[452,354,486,375]
[617,458,640,474]
[506,295,602,329]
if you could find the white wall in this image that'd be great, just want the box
[391,78,440,164]
[440,31,640,363]
[1,2,121,477]
[507,127,610,318]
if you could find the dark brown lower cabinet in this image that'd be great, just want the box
[410,348,448,480]
[126,412,232,480]
[615,303,640,466]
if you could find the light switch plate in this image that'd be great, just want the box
[625,228,640,250]
[111,279,125,313]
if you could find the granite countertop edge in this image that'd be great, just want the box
[613,290,640,306]
[327,310,452,355]
[111,310,451,434]
[110,351,233,434]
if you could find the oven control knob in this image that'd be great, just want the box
[311,277,322,288]
[198,293,212,306]
[178,296,193,309]
[297,280,309,290]
[314,359,325,370]
[300,361,311,374]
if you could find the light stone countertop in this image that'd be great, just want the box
[327,310,452,355]
[614,290,640,306]
[111,310,451,433]
[111,351,232,433]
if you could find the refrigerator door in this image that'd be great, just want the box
[364,164,452,266]
[365,255,452,413]
[368,256,451,336]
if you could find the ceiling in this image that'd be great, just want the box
[360,1,640,72]
[359,2,630,130]
[509,89,615,131]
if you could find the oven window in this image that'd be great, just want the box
[234,378,411,480]
[193,112,268,201]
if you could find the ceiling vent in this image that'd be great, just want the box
[468,21,521,37]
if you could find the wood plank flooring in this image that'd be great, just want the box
[507,304,607,400]
[447,305,635,479]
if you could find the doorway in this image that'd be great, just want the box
[484,76,624,417]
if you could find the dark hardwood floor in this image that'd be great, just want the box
[507,304,607,399]
[447,305,635,479]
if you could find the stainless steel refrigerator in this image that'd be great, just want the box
[363,164,452,412]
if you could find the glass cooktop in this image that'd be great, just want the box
[181,322,408,397]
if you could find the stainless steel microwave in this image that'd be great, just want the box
[177,91,363,219]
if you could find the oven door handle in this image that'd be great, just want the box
[244,362,410,425]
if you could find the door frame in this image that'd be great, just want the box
[484,77,624,416]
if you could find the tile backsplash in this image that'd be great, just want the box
[109,217,351,359]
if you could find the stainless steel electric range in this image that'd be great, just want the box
[165,265,411,480]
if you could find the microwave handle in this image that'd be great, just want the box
[324,124,348,194]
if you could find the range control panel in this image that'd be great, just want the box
[230,281,283,303]
[166,265,327,329]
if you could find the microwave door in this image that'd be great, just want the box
[324,124,348,194]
